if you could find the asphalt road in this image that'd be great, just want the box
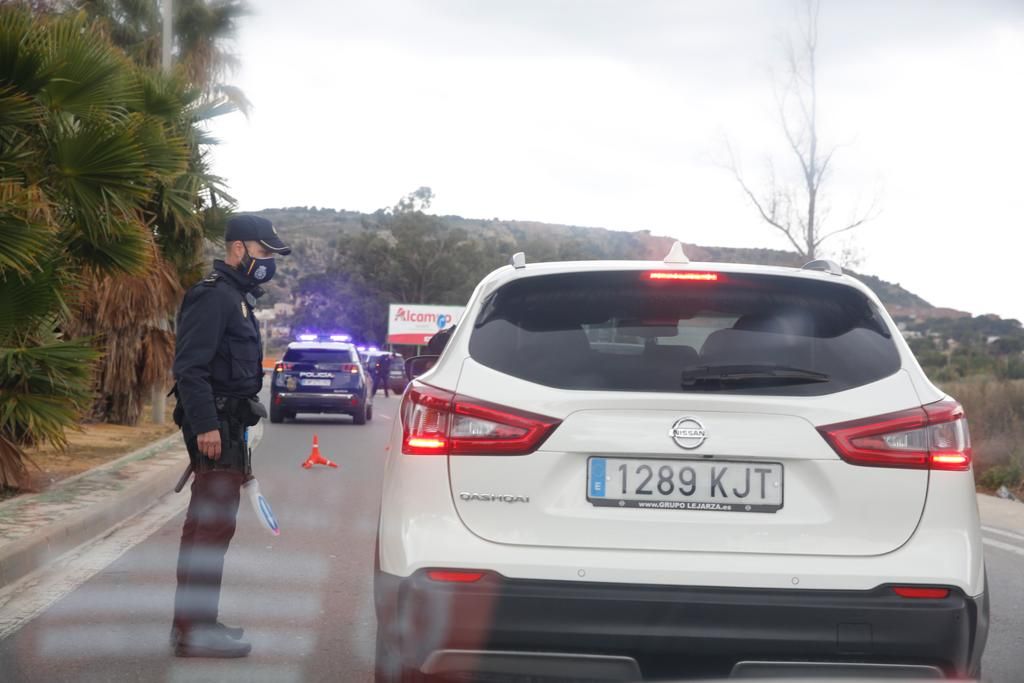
[0,393,1021,682]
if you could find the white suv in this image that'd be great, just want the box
[375,248,988,681]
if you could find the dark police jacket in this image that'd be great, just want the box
[173,260,264,436]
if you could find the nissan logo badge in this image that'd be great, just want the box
[669,417,707,450]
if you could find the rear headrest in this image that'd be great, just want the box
[645,343,699,367]
[701,328,812,367]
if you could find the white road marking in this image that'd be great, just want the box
[983,537,1024,557]
[982,525,1024,543]
[0,491,190,640]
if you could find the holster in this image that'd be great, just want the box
[188,395,264,474]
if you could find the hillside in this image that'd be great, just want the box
[245,206,945,318]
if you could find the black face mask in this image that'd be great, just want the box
[240,246,276,284]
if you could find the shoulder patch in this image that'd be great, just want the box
[200,272,222,287]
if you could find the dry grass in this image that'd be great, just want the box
[15,403,178,494]
[942,377,1024,494]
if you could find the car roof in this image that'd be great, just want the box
[286,342,357,351]
[476,259,879,303]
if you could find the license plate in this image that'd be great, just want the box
[587,457,783,513]
[300,378,332,387]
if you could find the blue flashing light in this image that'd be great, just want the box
[329,334,351,342]
[368,346,379,352]
[297,333,318,342]
[356,345,367,351]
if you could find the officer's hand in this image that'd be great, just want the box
[197,430,222,460]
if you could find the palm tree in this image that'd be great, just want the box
[0,6,213,487]
[67,1,247,425]
[78,0,250,96]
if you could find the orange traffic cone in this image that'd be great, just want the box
[302,434,338,469]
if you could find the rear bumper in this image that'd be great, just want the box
[375,570,988,679]
[272,391,364,413]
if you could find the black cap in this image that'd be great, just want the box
[225,215,291,256]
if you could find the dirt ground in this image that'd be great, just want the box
[18,404,179,493]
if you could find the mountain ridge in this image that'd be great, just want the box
[247,206,963,320]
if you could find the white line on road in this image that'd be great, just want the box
[0,491,190,640]
[982,525,1024,543]
[983,537,1024,558]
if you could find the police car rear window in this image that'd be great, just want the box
[468,270,901,396]
[282,349,357,364]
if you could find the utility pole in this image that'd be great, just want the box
[161,0,173,74]
[153,0,173,425]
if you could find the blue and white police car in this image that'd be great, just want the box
[270,334,374,424]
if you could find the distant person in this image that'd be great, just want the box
[378,353,393,397]
[170,215,290,658]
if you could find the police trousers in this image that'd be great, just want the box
[173,424,245,632]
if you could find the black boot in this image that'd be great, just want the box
[174,624,252,658]
[170,622,244,647]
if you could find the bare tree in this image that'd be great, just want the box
[729,0,877,261]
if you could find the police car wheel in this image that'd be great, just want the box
[353,403,367,425]
[270,404,283,423]
[367,404,374,421]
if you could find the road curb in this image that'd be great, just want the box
[0,433,188,591]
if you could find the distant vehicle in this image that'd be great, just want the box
[374,247,987,681]
[386,353,407,394]
[270,337,374,424]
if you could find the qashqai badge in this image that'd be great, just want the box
[669,417,707,450]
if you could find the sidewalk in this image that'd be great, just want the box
[0,433,188,589]
[977,493,1024,534]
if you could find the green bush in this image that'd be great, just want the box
[941,378,1024,486]
[977,457,1023,491]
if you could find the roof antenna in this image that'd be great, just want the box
[664,241,690,264]
[511,252,527,269]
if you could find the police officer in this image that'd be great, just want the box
[377,353,393,397]
[170,215,290,658]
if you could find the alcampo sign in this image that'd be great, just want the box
[388,304,465,346]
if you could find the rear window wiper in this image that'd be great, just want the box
[680,363,830,388]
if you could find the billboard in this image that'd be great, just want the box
[388,304,465,346]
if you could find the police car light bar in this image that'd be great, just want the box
[297,334,318,341]
[329,334,352,342]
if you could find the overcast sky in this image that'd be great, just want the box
[209,0,1024,321]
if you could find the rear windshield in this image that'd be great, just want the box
[282,348,357,364]
[468,271,901,396]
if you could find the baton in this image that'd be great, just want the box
[173,462,194,493]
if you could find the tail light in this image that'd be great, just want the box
[317,363,360,374]
[401,381,560,456]
[647,271,721,282]
[275,362,295,372]
[818,399,971,471]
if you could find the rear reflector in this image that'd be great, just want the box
[647,271,720,282]
[401,381,560,456]
[893,587,950,599]
[427,570,486,583]
[818,398,971,471]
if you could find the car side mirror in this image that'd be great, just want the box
[406,355,439,379]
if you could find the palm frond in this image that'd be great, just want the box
[40,10,138,119]
[0,6,52,96]
[50,118,152,219]
[0,181,56,275]
[0,266,67,341]
[0,84,42,127]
